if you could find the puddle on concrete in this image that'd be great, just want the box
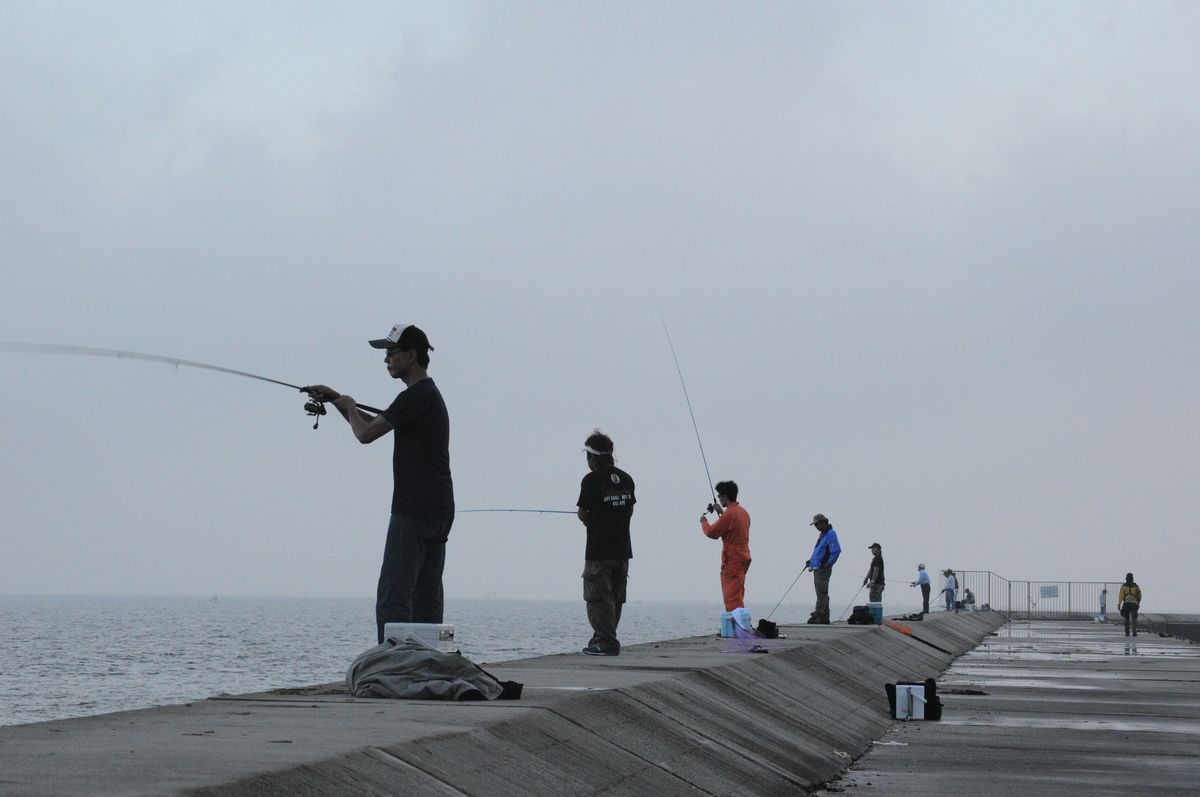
[942,678,1104,690]
[949,665,1125,680]
[958,635,1199,662]
[935,715,1200,734]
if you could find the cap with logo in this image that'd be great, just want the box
[369,323,434,351]
[811,513,829,526]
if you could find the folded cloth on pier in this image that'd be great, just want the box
[347,634,523,701]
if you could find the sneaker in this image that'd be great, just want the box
[582,644,619,656]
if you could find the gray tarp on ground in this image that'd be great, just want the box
[346,635,519,700]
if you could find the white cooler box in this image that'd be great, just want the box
[382,622,456,652]
[894,683,928,720]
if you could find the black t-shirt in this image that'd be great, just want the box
[871,554,885,584]
[576,465,635,561]
[381,378,454,520]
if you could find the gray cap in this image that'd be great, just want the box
[811,513,829,526]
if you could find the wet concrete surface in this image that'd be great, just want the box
[819,619,1200,796]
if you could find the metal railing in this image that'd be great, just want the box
[950,571,1123,619]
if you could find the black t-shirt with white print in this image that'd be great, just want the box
[576,465,635,561]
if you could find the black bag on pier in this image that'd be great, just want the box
[756,619,779,638]
[848,605,872,625]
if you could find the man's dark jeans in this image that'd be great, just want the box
[812,566,833,621]
[1123,603,1140,636]
[583,559,628,652]
[376,512,453,643]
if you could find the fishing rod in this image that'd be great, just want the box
[836,582,869,622]
[659,315,719,511]
[765,565,810,621]
[0,342,382,427]
[455,509,575,515]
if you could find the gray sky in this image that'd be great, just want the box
[2,2,1197,615]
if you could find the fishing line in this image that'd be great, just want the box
[0,341,382,424]
[455,509,575,515]
[659,315,718,508]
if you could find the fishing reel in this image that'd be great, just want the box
[303,398,327,429]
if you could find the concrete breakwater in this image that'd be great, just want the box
[1135,613,1200,643]
[0,611,1007,796]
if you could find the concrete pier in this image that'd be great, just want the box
[0,612,1003,795]
[820,615,1200,796]
[6,613,1198,795]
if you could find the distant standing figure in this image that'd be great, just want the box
[576,429,636,656]
[1099,588,1108,622]
[806,514,841,624]
[306,323,454,644]
[942,569,958,613]
[911,563,931,615]
[1119,573,1142,637]
[700,480,752,611]
[863,543,885,602]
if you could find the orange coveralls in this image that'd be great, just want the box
[700,501,752,611]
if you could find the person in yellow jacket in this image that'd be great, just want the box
[1118,573,1142,637]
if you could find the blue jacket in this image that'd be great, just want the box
[809,527,841,569]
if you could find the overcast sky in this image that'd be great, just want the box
[2,2,1197,616]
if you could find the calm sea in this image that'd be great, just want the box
[0,595,719,727]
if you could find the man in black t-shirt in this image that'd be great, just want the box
[864,543,885,603]
[575,429,635,656]
[307,323,454,643]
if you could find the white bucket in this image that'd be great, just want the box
[383,622,456,652]
[719,611,735,637]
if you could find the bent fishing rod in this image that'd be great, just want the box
[660,315,720,512]
[0,342,381,427]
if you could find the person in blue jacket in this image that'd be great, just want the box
[805,513,841,624]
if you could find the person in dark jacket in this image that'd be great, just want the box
[576,429,635,656]
[863,543,885,602]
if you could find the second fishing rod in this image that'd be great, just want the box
[663,318,797,618]
[663,317,760,622]
[661,316,720,513]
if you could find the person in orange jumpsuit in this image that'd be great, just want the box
[700,480,752,611]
